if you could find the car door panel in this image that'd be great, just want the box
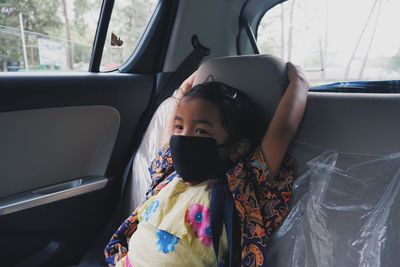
[1,182,114,266]
[0,73,154,266]
[0,105,119,198]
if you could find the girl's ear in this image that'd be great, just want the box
[229,139,251,162]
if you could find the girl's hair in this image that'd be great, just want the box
[183,81,265,151]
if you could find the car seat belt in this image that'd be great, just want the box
[78,35,210,267]
[211,179,240,267]
[155,34,210,106]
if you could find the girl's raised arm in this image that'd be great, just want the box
[160,71,197,146]
[261,62,309,178]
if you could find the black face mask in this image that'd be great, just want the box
[170,135,233,184]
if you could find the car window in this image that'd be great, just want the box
[100,0,158,71]
[0,0,158,73]
[0,0,102,72]
[258,0,400,86]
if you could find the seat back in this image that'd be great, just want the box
[194,54,288,125]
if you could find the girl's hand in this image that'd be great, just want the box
[287,62,309,89]
[161,71,197,146]
[173,71,197,100]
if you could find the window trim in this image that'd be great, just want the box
[237,0,287,55]
[310,80,400,93]
[89,0,115,72]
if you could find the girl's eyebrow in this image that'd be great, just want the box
[175,115,213,127]
[192,119,214,127]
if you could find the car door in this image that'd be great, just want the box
[0,0,178,266]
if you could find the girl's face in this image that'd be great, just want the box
[174,97,229,145]
[174,96,250,166]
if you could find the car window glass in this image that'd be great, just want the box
[258,0,400,85]
[100,0,158,71]
[0,0,102,72]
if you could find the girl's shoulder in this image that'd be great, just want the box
[228,146,294,184]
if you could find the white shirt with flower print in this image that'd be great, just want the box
[116,174,228,267]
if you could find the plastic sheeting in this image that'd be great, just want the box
[268,147,400,267]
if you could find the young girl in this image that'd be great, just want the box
[105,62,309,267]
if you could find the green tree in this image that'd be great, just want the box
[71,0,94,66]
[73,0,89,37]
[0,0,62,70]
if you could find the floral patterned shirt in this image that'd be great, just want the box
[105,144,294,267]
[114,176,228,267]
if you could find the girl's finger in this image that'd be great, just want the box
[181,71,197,93]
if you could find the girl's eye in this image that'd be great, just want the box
[175,125,183,131]
[195,128,210,135]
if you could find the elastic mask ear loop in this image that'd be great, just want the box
[218,140,238,170]
[218,140,237,149]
